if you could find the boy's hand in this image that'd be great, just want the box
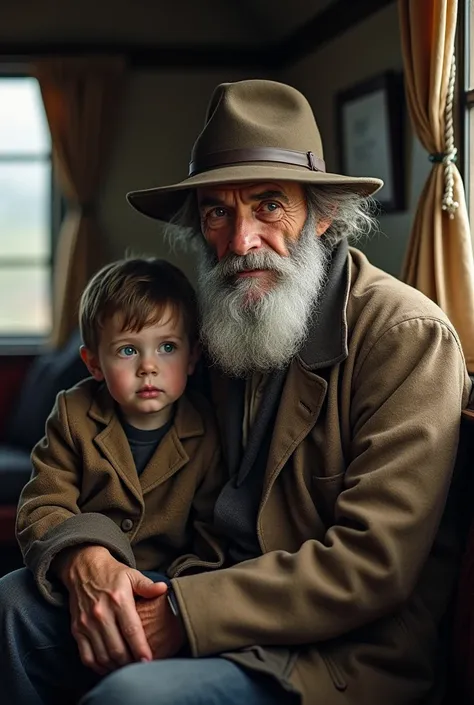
[54,545,167,674]
[136,593,186,659]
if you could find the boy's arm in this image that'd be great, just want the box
[16,391,83,557]
[16,391,135,604]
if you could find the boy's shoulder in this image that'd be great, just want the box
[59,377,108,414]
[175,388,219,440]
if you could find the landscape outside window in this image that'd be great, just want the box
[0,76,52,337]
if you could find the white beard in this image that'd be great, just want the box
[196,212,331,376]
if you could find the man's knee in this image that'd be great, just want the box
[81,658,282,705]
[0,569,36,617]
[81,664,160,705]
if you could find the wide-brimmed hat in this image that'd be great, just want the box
[127,79,383,222]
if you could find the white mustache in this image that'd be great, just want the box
[216,251,285,279]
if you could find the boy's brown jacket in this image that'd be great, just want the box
[16,381,225,602]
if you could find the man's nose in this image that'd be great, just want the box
[228,214,262,256]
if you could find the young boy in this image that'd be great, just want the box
[16,257,225,606]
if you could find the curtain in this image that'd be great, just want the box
[34,56,126,348]
[399,0,474,372]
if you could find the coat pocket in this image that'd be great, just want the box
[311,472,345,526]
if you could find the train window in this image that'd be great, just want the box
[0,76,53,342]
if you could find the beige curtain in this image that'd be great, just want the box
[399,0,474,372]
[34,56,126,348]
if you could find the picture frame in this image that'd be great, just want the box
[336,71,405,212]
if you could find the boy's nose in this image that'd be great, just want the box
[138,357,158,375]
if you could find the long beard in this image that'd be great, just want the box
[196,213,331,377]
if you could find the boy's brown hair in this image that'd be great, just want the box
[79,257,198,352]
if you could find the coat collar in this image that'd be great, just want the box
[87,383,205,439]
[298,238,350,370]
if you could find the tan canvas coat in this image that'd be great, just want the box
[170,246,472,705]
[30,245,472,705]
[16,381,225,602]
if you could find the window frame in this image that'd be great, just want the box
[0,68,59,354]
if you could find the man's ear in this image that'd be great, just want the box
[80,345,104,381]
[316,217,333,237]
[187,342,201,376]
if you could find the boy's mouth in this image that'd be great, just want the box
[137,386,162,398]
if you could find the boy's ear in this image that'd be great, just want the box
[80,345,104,381]
[187,341,201,376]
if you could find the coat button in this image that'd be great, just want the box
[121,518,134,532]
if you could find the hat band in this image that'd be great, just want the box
[188,147,326,177]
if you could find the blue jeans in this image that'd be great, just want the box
[0,568,284,705]
[81,658,282,705]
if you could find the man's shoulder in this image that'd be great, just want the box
[348,247,455,333]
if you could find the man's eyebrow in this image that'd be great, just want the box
[250,190,290,204]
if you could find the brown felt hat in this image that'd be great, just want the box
[127,79,383,222]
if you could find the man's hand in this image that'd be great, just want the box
[54,545,168,674]
[136,592,186,660]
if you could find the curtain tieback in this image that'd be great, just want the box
[429,150,457,164]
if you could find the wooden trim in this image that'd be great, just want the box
[0,0,397,70]
[465,89,474,106]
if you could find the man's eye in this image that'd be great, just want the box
[264,202,280,212]
[160,342,176,354]
[210,207,227,218]
[118,346,136,357]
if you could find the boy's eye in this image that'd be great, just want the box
[118,346,136,357]
[160,342,176,354]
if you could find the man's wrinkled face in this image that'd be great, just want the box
[198,181,308,257]
[194,181,332,376]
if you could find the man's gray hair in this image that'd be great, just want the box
[164,184,378,250]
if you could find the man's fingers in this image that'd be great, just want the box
[76,634,108,676]
[133,579,168,600]
[100,620,134,668]
[87,628,117,673]
[117,603,153,663]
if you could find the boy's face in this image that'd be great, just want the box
[80,305,197,430]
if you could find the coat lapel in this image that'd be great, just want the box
[139,431,189,494]
[93,414,143,502]
[139,395,203,494]
[263,359,328,495]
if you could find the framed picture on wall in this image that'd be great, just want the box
[336,71,405,212]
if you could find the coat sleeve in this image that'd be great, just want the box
[171,317,470,656]
[16,392,135,604]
